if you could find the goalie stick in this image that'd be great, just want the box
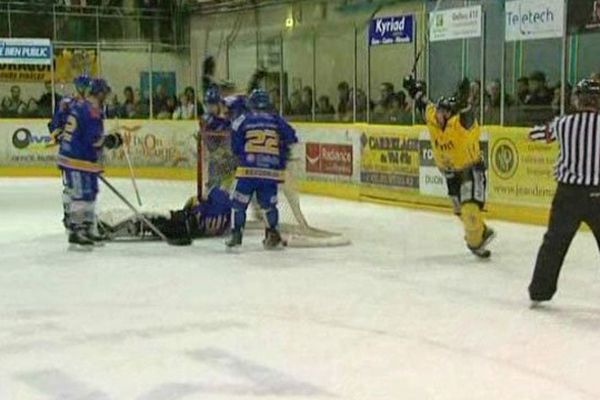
[114,117,143,207]
[99,175,169,243]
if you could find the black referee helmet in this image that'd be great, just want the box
[573,79,600,110]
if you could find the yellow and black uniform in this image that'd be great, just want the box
[424,103,489,251]
[424,103,482,171]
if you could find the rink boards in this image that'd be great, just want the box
[0,119,556,225]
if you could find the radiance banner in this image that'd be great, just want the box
[294,125,361,184]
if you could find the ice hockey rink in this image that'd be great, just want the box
[1,177,600,400]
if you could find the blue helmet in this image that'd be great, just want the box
[73,73,91,92]
[89,78,111,96]
[247,88,271,111]
[204,85,221,105]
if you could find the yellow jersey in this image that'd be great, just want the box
[425,103,482,171]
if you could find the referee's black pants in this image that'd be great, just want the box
[529,183,600,301]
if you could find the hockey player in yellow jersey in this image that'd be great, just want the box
[403,76,495,258]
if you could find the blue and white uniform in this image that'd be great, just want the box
[230,103,298,233]
[57,96,105,234]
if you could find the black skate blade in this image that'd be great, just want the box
[225,245,241,253]
[529,300,549,309]
[262,239,287,251]
[68,243,94,252]
[472,248,491,259]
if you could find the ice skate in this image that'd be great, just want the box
[468,225,496,259]
[263,228,285,250]
[68,231,94,252]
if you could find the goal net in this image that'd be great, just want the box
[97,120,350,247]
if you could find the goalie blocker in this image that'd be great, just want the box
[99,187,232,246]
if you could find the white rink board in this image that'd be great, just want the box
[1,177,600,400]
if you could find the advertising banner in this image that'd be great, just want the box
[294,125,361,184]
[0,120,198,171]
[305,143,353,177]
[487,127,557,206]
[2,121,56,166]
[429,5,482,42]
[0,39,52,65]
[505,0,564,41]
[360,128,420,190]
[369,14,414,46]
[0,64,51,82]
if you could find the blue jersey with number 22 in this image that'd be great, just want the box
[231,111,298,182]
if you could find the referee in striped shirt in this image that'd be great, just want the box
[528,79,600,304]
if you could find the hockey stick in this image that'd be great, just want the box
[116,118,143,207]
[411,0,444,78]
[99,175,168,242]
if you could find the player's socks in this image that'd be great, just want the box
[264,208,279,230]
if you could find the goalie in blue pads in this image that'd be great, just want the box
[98,187,232,246]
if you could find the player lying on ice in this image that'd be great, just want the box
[96,186,232,246]
[403,75,496,258]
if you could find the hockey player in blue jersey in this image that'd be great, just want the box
[227,88,298,249]
[48,73,91,144]
[57,77,123,250]
[50,74,92,229]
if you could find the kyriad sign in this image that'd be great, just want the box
[369,14,414,46]
[505,0,565,41]
[305,143,353,177]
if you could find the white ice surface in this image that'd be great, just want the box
[1,177,600,400]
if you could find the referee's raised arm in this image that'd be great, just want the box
[528,79,600,305]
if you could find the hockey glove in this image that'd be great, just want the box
[403,75,426,99]
[103,132,123,150]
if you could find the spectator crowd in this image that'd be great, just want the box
[1,71,598,124]
[0,81,201,120]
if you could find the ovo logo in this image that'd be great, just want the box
[12,128,51,150]
[491,138,518,179]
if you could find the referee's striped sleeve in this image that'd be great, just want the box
[529,117,558,142]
